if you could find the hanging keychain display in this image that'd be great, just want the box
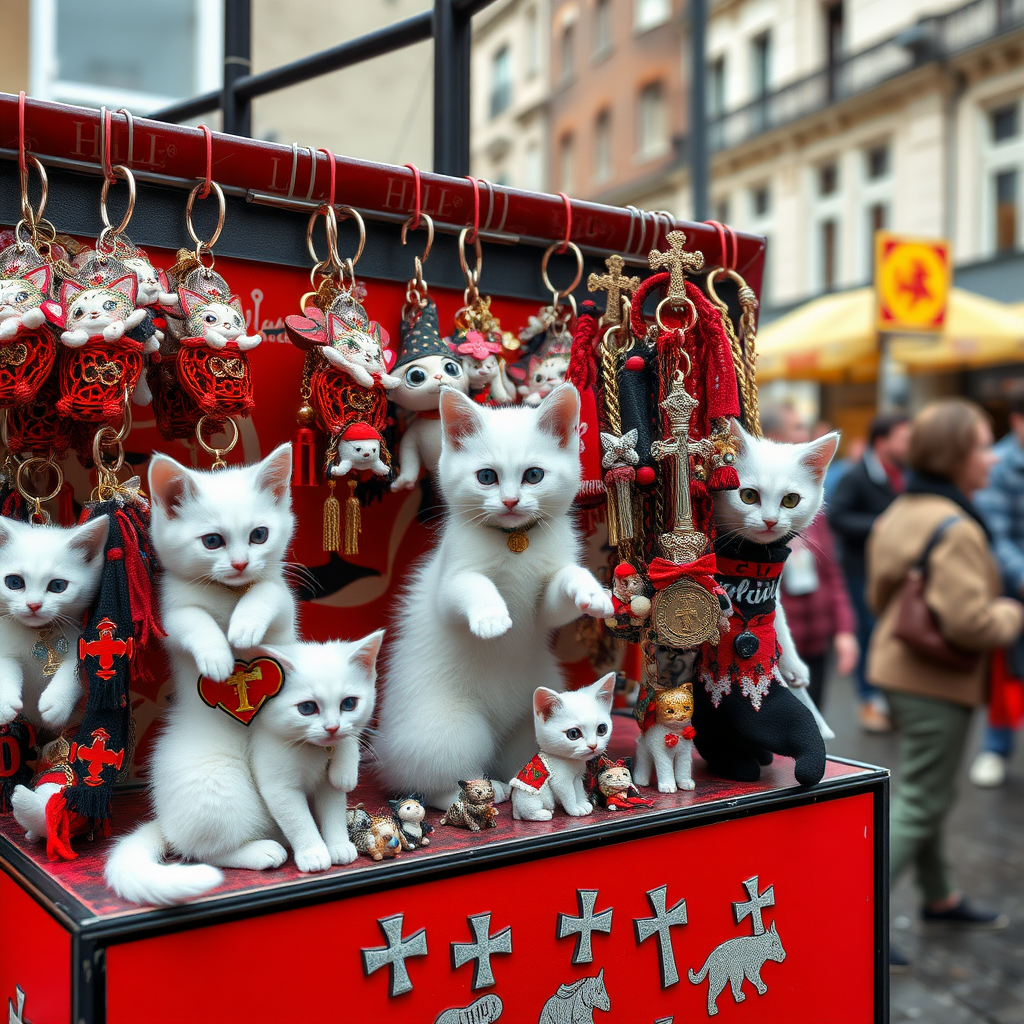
[151,126,260,467]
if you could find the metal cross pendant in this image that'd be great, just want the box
[361,913,428,997]
[733,875,776,936]
[633,885,689,988]
[450,912,513,990]
[557,889,614,965]
[648,231,704,301]
[588,254,640,325]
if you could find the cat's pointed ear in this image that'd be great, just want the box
[227,294,245,316]
[108,275,138,303]
[729,417,753,455]
[349,629,385,675]
[534,687,563,722]
[592,672,616,710]
[70,516,110,562]
[254,443,293,502]
[0,518,15,548]
[59,279,82,306]
[148,453,199,518]
[257,645,295,674]
[800,431,840,481]
[177,288,205,318]
[440,387,485,451]
[537,383,580,448]
[24,265,51,291]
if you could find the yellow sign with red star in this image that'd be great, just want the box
[875,232,951,332]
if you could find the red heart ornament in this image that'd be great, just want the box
[197,657,285,726]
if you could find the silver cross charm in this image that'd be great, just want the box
[633,885,689,988]
[733,875,775,936]
[450,912,513,990]
[360,913,428,997]
[557,889,614,965]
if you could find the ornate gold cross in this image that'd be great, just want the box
[588,254,640,325]
[228,665,263,713]
[648,231,704,302]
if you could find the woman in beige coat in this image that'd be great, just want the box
[867,399,1024,968]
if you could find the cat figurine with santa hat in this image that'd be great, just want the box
[330,423,389,478]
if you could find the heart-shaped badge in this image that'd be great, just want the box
[284,307,327,350]
[197,657,284,726]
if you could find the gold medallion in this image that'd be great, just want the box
[506,531,529,553]
[652,578,720,648]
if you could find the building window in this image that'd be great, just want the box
[594,0,613,58]
[865,143,890,180]
[991,103,1019,143]
[490,46,512,118]
[634,0,671,32]
[30,0,222,111]
[714,197,730,223]
[868,202,887,237]
[559,23,575,83]
[819,162,839,196]
[594,109,612,184]
[524,142,543,192]
[637,81,668,160]
[708,56,727,119]
[821,219,838,290]
[559,134,575,193]
[525,6,539,78]
[996,169,1018,251]
[751,31,771,99]
[752,184,770,217]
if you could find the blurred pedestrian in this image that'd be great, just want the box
[829,411,911,732]
[761,404,859,708]
[969,395,1024,787]
[866,399,1023,967]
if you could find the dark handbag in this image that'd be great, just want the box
[892,516,981,672]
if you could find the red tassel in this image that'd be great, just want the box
[115,511,165,658]
[567,308,600,391]
[45,791,78,862]
[57,481,75,526]
[292,425,319,486]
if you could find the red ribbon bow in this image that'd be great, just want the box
[647,553,719,594]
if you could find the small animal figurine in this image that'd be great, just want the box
[517,352,569,406]
[439,779,499,832]
[633,685,696,794]
[388,794,433,849]
[538,970,610,1024]
[510,673,616,821]
[320,293,398,389]
[347,805,402,861]
[688,921,787,1017]
[0,265,50,340]
[121,252,167,308]
[330,423,389,478]
[451,329,513,404]
[59,276,146,347]
[178,288,261,350]
[585,756,654,811]
[609,563,652,625]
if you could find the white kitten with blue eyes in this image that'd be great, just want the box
[249,633,383,873]
[375,384,615,810]
[0,517,109,728]
[104,445,299,906]
[510,673,616,821]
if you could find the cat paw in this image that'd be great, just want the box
[565,802,594,817]
[390,474,418,492]
[246,840,289,870]
[327,839,358,866]
[0,693,23,726]
[102,321,126,342]
[677,778,696,791]
[37,685,79,729]
[777,654,810,689]
[60,329,89,348]
[468,608,513,639]
[227,618,270,651]
[294,842,333,873]
[566,576,614,618]
[658,781,679,794]
[194,646,236,683]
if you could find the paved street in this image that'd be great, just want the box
[820,671,1024,1023]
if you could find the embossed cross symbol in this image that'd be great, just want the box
[634,885,689,988]
[557,889,614,965]
[588,254,640,324]
[733,875,775,936]
[450,912,513,989]
[360,914,428,997]
[648,231,704,300]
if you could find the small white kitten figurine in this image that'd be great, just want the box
[179,289,261,351]
[452,330,513,404]
[0,265,51,341]
[59,276,146,347]
[330,424,389,478]
[633,685,696,794]
[511,673,616,821]
[518,354,569,406]
[249,633,384,873]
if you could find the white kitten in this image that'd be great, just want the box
[59,276,146,347]
[0,517,110,728]
[510,673,616,821]
[518,354,569,406]
[250,633,383,873]
[0,265,50,340]
[375,384,615,809]
[105,445,298,906]
[633,686,696,794]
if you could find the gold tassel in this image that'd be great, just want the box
[344,480,361,555]
[323,480,341,552]
[605,487,621,547]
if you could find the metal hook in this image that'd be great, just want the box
[116,108,135,167]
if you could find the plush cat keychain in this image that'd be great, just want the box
[285,197,394,554]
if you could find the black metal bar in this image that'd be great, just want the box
[233,12,433,100]
[433,0,473,175]
[690,0,709,221]
[148,90,220,124]
[222,0,253,136]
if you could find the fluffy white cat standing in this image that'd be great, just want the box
[510,673,616,821]
[249,633,383,873]
[0,517,110,727]
[105,444,297,906]
[375,383,614,810]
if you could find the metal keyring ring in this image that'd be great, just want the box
[92,430,126,475]
[400,212,434,266]
[306,203,340,270]
[185,180,226,252]
[196,415,240,470]
[705,267,747,309]
[99,164,137,236]
[541,241,584,300]
[458,227,482,287]
[19,154,49,227]
[335,206,366,268]
[655,295,698,335]
[15,457,64,504]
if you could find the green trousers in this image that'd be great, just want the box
[886,690,973,905]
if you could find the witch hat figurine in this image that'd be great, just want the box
[390,298,470,491]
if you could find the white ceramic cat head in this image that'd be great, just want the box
[178,289,257,348]
[332,437,389,477]
[464,353,500,389]
[713,421,840,544]
[147,443,293,588]
[257,632,383,747]
[438,382,582,531]
[61,275,137,337]
[532,672,616,761]
[121,255,164,306]
[0,516,109,628]
[519,354,569,405]
[0,265,50,322]
[391,354,468,412]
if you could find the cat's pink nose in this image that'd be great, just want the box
[502,498,519,509]
[763,519,777,530]
[325,725,339,736]
[27,602,42,613]
[588,742,598,751]
[433,374,443,381]
[231,560,249,572]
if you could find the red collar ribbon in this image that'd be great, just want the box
[647,553,718,593]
